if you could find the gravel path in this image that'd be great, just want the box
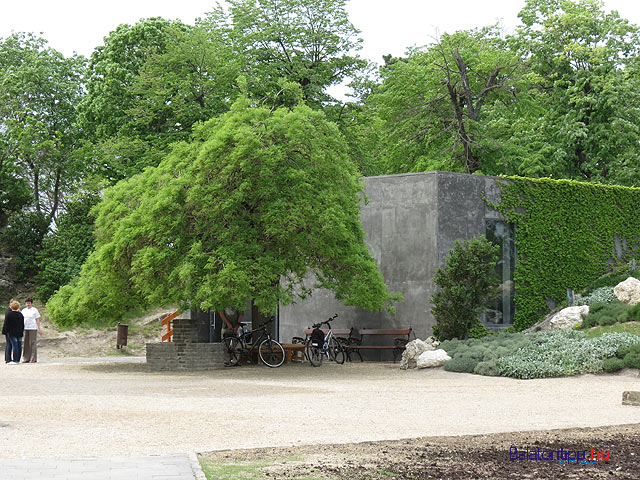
[1,359,639,459]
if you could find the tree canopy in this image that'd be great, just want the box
[46,98,392,326]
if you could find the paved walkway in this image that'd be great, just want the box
[0,454,206,480]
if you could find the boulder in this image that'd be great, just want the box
[523,305,590,332]
[549,305,590,330]
[400,339,434,370]
[416,349,451,369]
[614,277,640,306]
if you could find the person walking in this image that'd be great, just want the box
[2,300,24,364]
[22,297,41,363]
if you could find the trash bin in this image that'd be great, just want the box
[116,322,128,349]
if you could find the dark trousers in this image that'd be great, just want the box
[4,335,22,363]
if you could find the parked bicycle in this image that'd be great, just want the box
[305,314,346,367]
[222,318,285,368]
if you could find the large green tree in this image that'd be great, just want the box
[47,98,392,326]
[512,0,640,184]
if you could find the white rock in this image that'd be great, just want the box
[425,336,440,348]
[614,277,640,306]
[416,349,451,369]
[549,305,590,330]
[400,339,434,370]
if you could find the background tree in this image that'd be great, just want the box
[200,0,367,107]
[371,27,523,175]
[0,33,86,222]
[35,192,100,302]
[77,18,190,179]
[512,0,640,184]
[47,97,393,326]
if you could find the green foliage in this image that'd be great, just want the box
[582,269,640,295]
[576,287,617,306]
[202,0,366,107]
[627,304,640,322]
[442,330,640,378]
[581,302,631,328]
[47,98,392,326]
[35,193,100,302]
[0,211,49,280]
[489,176,640,330]
[431,237,499,340]
[443,355,478,373]
[79,18,187,140]
[513,0,640,185]
[371,27,524,175]
[583,322,640,339]
[623,351,640,369]
[473,359,501,376]
[602,357,625,372]
[496,330,640,378]
[0,33,86,220]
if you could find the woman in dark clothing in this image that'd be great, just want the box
[2,300,24,364]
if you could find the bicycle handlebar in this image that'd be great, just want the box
[311,313,338,329]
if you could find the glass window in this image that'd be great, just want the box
[483,219,516,326]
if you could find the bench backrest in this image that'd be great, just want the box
[358,328,412,336]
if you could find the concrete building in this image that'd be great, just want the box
[279,171,515,344]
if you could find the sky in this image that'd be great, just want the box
[2,0,640,65]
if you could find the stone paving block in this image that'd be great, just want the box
[0,454,199,480]
[622,391,640,406]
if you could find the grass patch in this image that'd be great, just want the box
[198,456,321,480]
[584,321,640,339]
[199,458,271,480]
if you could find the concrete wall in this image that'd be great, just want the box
[279,171,502,344]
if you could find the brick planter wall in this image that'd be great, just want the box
[146,316,225,371]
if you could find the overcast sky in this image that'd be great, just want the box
[2,0,640,64]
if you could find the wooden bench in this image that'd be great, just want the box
[281,343,306,363]
[346,328,413,362]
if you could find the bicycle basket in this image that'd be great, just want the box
[310,327,324,347]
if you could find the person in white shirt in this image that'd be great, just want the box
[22,297,41,363]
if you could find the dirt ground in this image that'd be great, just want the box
[201,423,640,479]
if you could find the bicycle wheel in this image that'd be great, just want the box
[258,338,285,368]
[329,338,345,365]
[306,342,323,367]
[222,337,241,365]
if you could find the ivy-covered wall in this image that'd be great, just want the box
[489,176,640,330]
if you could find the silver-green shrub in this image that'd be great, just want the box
[496,330,640,379]
[576,286,617,306]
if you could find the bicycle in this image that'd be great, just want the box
[305,314,346,367]
[222,318,285,368]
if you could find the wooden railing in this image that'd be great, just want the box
[161,311,181,342]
